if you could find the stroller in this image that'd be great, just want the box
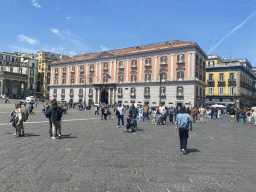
[126,117,136,132]
[157,114,165,125]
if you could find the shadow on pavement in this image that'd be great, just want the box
[186,148,200,154]
[24,133,40,137]
[60,135,77,139]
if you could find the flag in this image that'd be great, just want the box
[107,74,112,79]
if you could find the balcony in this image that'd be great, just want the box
[131,80,136,83]
[144,93,150,97]
[176,93,184,97]
[90,69,94,72]
[145,80,151,83]
[62,71,66,74]
[207,79,215,83]
[130,93,136,96]
[228,79,236,83]
[118,80,123,84]
[160,93,166,96]
[103,67,108,71]
[131,65,137,68]
[70,70,75,73]
[78,93,83,97]
[177,60,185,64]
[118,66,124,69]
[218,79,226,86]
[69,93,74,97]
[117,92,123,96]
[88,93,93,96]
[53,93,57,97]
[144,63,151,67]
[160,62,167,65]
[55,72,58,75]
[79,68,84,72]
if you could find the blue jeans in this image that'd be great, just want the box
[118,115,124,126]
[143,113,149,121]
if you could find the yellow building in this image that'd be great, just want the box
[206,55,256,108]
[35,52,69,97]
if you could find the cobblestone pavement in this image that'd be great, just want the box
[0,100,255,192]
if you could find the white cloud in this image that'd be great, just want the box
[9,46,38,54]
[66,17,71,19]
[67,51,77,56]
[64,30,71,35]
[100,45,109,51]
[18,35,38,45]
[31,0,42,8]
[208,11,256,54]
[51,28,61,35]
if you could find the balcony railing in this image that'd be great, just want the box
[131,65,137,68]
[160,62,167,65]
[62,71,66,74]
[144,93,150,96]
[130,93,136,96]
[228,79,236,82]
[177,60,185,64]
[79,68,84,72]
[103,67,108,71]
[145,63,151,67]
[78,93,83,97]
[88,93,93,96]
[207,79,215,83]
[69,93,74,97]
[90,69,94,72]
[53,93,57,97]
[160,93,166,96]
[176,93,184,97]
[61,93,65,97]
[117,92,123,96]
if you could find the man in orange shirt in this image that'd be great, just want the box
[190,107,196,123]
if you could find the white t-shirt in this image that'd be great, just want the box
[159,106,165,114]
[117,106,125,115]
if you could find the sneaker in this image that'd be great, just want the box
[182,149,186,154]
[122,126,124,128]
[58,135,62,139]
[124,129,127,132]
[13,133,17,136]
[117,126,120,128]
[52,136,56,139]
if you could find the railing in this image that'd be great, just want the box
[176,93,184,96]
[62,71,66,74]
[145,63,151,67]
[207,79,214,83]
[144,93,150,96]
[69,94,74,97]
[103,67,108,71]
[131,65,137,68]
[88,93,93,96]
[130,93,136,96]
[61,93,65,97]
[228,79,236,82]
[160,93,166,96]
[117,93,123,96]
[78,93,83,97]
[160,62,167,65]
[90,69,94,72]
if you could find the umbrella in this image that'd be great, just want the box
[211,104,225,108]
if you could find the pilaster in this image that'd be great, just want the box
[139,58,143,82]
[126,59,129,82]
[154,56,157,80]
[170,54,174,80]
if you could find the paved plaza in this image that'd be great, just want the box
[0,100,255,192]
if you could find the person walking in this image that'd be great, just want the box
[50,99,64,139]
[101,105,105,120]
[190,107,196,123]
[230,109,235,122]
[252,110,256,126]
[116,103,125,128]
[236,109,240,122]
[199,106,204,123]
[42,105,45,114]
[138,106,143,121]
[45,105,55,137]
[18,101,29,136]
[11,103,22,137]
[217,108,221,119]
[143,104,149,121]
[95,105,99,115]
[169,106,174,124]
[175,107,192,154]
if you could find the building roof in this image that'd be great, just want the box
[51,40,197,64]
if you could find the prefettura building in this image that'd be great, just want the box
[49,40,207,107]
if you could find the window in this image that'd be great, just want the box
[47,79,50,84]
[71,66,75,72]
[177,71,184,79]
[19,68,22,73]
[45,54,47,56]
[79,89,83,95]
[144,87,150,95]
[71,78,75,84]
[90,64,94,71]
[6,62,9,66]
[131,75,136,82]
[145,74,151,81]
[177,86,183,95]
[80,78,84,84]
[200,58,202,64]
[62,79,66,84]
[54,89,57,94]
[130,88,136,96]
[119,61,123,68]
[0,55,3,60]
[209,74,213,80]
[47,73,51,78]
[89,77,93,84]
[177,54,184,63]
[12,58,15,62]
[89,88,93,95]
[118,75,123,82]
[39,65,41,70]
[219,73,224,81]
[30,78,34,84]
[70,89,74,96]
[118,88,122,94]
[32,63,35,68]
[103,76,108,82]
[61,89,65,95]
[160,87,166,96]
[196,55,199,63]
[209,61,214,66]
[145,58,151,65]
[55,68,58,74]
[131,60,137,67]
[63,67,66,73]
[160,72,166,80]
[229,86,234,95]
[6,56,10,61]
[54,78,58,84]
[219,87,224,95]
[30,70,34,76]
[229,73,235,79]
[10,67,13,72]
[161,56,167,63]
[104,62,108,70]
[80,65,84,71]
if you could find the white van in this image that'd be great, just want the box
[26,96,36,104]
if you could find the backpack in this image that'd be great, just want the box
[45,108,51,118]
[101,107,105,112]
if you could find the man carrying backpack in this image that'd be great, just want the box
[175,107,192,154]
[50,99,64,139]
[45,105,55,137]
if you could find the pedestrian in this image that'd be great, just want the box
[18,101,29,136]
[236,109,240,121]
[217,108,221,119]
[35,101,37,108]
[199,106,204,123]
[116,103,125,128]
[138,106,143,121]
[11,102,22,137]
[240,110,246,123]
[101,105,105,120]
[95,105,99,115]
[175,107,192,154]
[169,106,174,124]
[143,104,149,121]
[50,99,64,139]
[45,105,55,137]
[252,110,256,126]
[190,107,196,123]
[42,105,45,114]
[230,109,235,122]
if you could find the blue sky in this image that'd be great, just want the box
[0,0,256,64]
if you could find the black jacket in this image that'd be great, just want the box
[50,104,63,121]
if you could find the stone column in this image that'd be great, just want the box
[67,67,70,85]
[10,80,13,95]
[126,59,129,82]
[97,88,100,103]
[170,54,174,80]
[99,63,102,83]
[112,88,115,104]
[85,64,88,84]
[94,88,97,103]
[59,67,61,85]
[191,52,195,79]
[154,56,157,81]
[139,58,143,82]
[76,65,79,84]
[114,60,117,82]
[108,88,111,104]
[187,53,191,79]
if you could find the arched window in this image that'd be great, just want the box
[55,68,58,74]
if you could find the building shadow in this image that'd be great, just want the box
[186,148,200,154]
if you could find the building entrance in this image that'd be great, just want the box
[101,90,108,104]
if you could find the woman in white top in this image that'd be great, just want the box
[217,108,221,119]
[12,103,22,136]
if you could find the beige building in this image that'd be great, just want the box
[35,52,69,97]
[0,52,38,97]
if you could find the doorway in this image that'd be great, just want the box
[177,102,183,107]
[101,90,108,104]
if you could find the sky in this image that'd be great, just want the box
[0,0,256,64]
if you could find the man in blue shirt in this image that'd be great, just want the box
[175,107,192,154]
